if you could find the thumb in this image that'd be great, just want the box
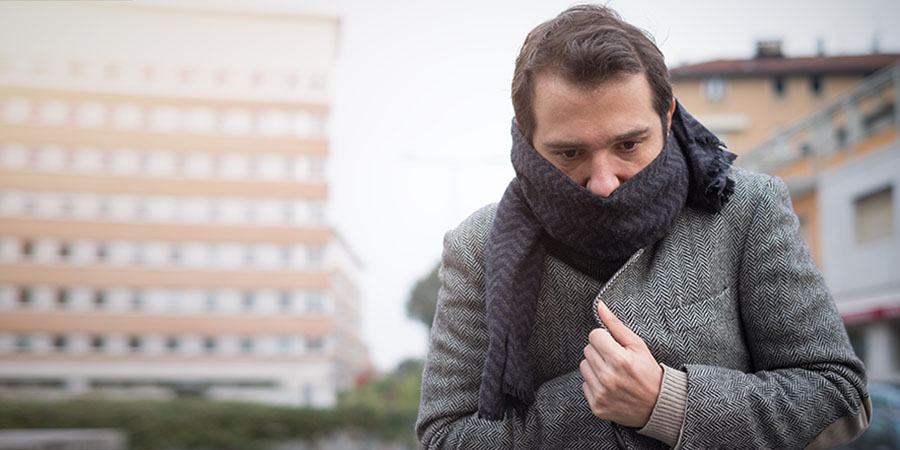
[597,300,641,348]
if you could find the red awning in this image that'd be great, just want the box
[842,304,900,325]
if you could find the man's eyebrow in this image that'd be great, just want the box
[542,127,652,150]
[543,140,590,150]
[607,127,651,145]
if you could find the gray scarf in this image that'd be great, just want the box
[478,102,736,420]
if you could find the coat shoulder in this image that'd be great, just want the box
[445,203,497,252]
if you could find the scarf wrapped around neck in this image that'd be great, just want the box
[478,101,736,420]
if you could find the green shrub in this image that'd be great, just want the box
[0,359,424,449]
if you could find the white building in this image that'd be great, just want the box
[0,2,368,407]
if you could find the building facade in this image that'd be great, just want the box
[0,3,368,407]
[739,60,900,384]
[671,41,900,156]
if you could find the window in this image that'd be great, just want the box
[22,240,35,258]
[131,291,144,311]
[90,336,106,352]
[72,148,105,173]
[184,107,215,134]
[258,109,290,137]
[111,103,143,130]
[242,292,255,312]
[809,74,823,97]
[18,287,34,308]
[109,150,141,175]
[306,292,324,313]
[221,108,252,135]
[243,246,256,266]
[306,337,324,353]
[39,99,69,126]
[75,102,106,128]
[281,247,294,266]
[279,292,293,312]
[94,291,107,309]
[3,97,33,123]
[854,185,894,244]
[14,335,32,352]
[308,203,325,225]
[306,246,324,268]
[772,76,786,99]
[56,290,69,309]
[308,157,326,181]
[167,290,181,312]
[182,153,213,178]
[703,77,726,102]
[205,292,218,312]
[148,105,181,133]
[97,244,108,262]
[52,335,68,352]
[278,336,293,353]
[240,337,254,353]
[145,151,177,177]
[170,246,182,264]
[203,337,217,353]
[36,146,67,171]
[128,336,142,352]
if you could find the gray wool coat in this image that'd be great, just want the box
[416,168,870,449]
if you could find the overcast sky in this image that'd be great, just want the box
[125,0,900,371]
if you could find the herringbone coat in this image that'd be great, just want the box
[417,168,869,449]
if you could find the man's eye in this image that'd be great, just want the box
[621,141,637,150]
[561,149,578,159]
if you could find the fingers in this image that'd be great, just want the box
[596,300,642,348]
[588,327,620,357]
[580,358,601,396]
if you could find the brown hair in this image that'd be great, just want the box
[512,4,672,143]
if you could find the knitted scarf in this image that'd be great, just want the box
[478,102,736,420]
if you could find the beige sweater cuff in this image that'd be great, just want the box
[637,363,688,448]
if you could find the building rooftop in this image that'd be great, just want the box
[671,53,900,78]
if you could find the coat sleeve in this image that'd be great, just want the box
[677,176,871,449]
[416,218,615,449]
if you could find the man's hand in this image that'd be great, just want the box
[580,300,663,428]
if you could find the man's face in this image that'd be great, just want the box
[531,72,674,198]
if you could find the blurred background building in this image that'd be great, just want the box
[0,2,368,407]
[674,45,900,384]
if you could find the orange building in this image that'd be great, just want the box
[676,44,900,384]
[671,41,900,157]
[0,3,368,406]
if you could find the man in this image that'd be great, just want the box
[416,5,870,450]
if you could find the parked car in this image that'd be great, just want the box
[837,382,900,450]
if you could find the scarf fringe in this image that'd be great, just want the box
[478,383,534,421]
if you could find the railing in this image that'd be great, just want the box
[740,62,900,186]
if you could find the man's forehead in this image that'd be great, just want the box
[533,70,639,94]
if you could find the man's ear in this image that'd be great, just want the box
[666,99,676,137]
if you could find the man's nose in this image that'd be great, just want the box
[585,154,621,198]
